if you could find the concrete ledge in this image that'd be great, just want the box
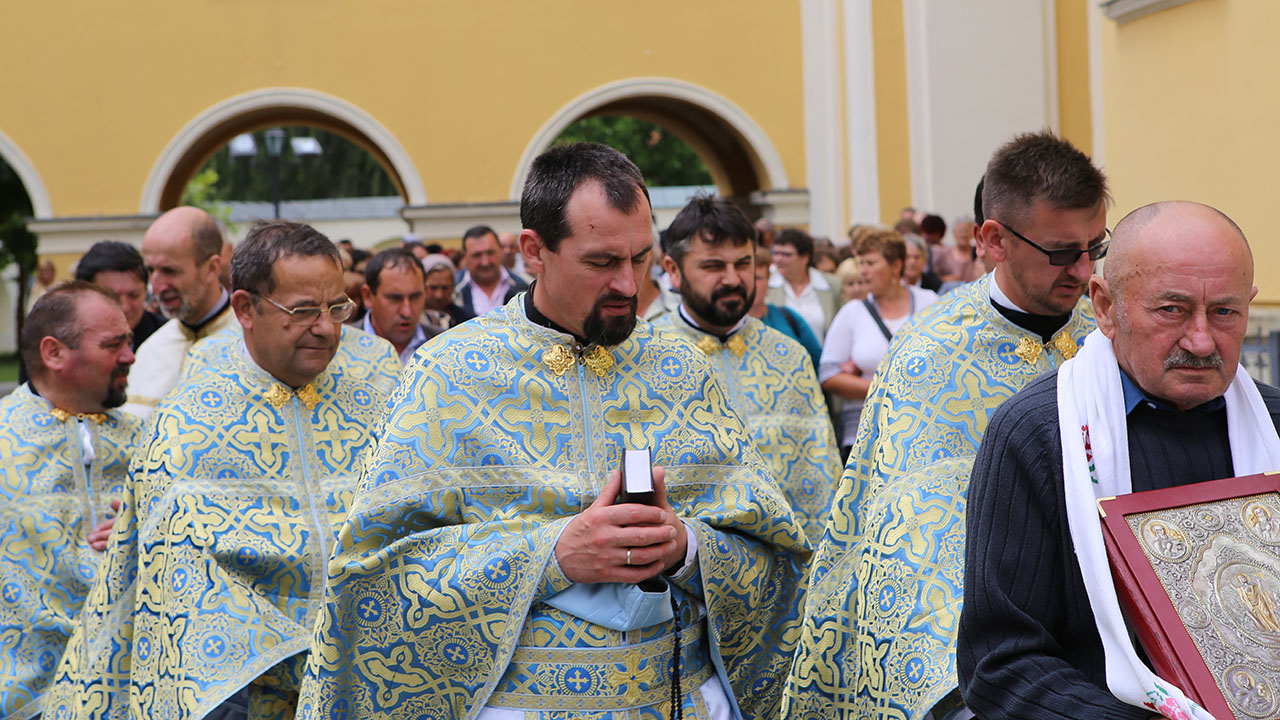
[29,215,158,254]
[1099,0,1198,24]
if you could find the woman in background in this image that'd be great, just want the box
[820,229,937,454]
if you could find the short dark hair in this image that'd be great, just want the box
[21,281,120,376]
[773,228,814,263]
[75,241,148,284]
[920,214,946,237]
[364,248,425,294]
[974,176,985,225]
[661,194,756,265]
[520,142,650,252]
[349,248,372,268]
[231,220,341,297]
[402,240,425,253]
[983,131,1110,227]
[461,225,498,253]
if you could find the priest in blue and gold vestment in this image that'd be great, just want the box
[0,283,143,720]
[785,132,1109,720]
[46,220,389,720]
[299,143,809,720]
[652,194,840,544]
[185,323,403,397]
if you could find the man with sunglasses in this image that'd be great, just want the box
[787,131,1107,720]
[47,220,392,720]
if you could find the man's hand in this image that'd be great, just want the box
[88,500,121,552]
[555,466,687,584]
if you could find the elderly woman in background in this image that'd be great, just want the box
[902,233,942,292]
[933,214,984,284]
[820,228,938,452]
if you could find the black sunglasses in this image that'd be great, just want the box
[993,219,1110,267]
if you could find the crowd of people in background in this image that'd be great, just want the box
[6,131,1270,720]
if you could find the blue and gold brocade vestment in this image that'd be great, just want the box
[0,386,142,720]
[784,276,1094,720]
[296,299,812,720]
[651,313,841,544]
[44,340,389,720]
[183,324,403,397]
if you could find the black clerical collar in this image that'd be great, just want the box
[988,296,1071,344]
[524,282,588,344]
[676,304,747,343]
[181,289,230,333]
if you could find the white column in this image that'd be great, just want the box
[844,0,881,227]
[901,0,1059,221]
[801,0,847,240]
[1088,0,1107,167]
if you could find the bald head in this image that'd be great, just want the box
[142,206,225,322]
[145,206,223,263]
[1093,200,1256,411]
[1105,201,1252,295]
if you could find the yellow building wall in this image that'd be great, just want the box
[871,0,913,224]
[1056,0,1092,155]
[1100,0,1280,302]
[0,2,807,217]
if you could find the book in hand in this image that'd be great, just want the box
[614,447,666,593]
[1099,472,1280,720]
[616,447,655,506]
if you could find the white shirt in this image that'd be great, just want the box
[459,268,516,316]
[989,271,1031,313]
[769,267,831,342]
[362,312,428,365]
[819,286,938,445]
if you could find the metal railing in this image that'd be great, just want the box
[1241,328,1280,386]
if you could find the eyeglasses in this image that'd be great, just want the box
[255,293,357,326]
[993,220,1111,267]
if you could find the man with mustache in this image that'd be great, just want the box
[787,131,1107,720]
[0,283,143,718]
[959,201,1280,720]
[652,194,841,544]
[122,206,236,420]
[299,143,810,720]
[47,220,391,720]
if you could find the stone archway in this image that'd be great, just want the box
[139,87,427,214]
[0,129,52,219]
[510,78,800,220]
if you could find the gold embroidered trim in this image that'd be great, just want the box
[582,346,614,378]
[1014,332,1081,365]
[50,408,106,424]
[542,345,576,377]
[263,383,320,410]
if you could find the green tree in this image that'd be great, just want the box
[193,127,399,202]
[181,167,234,230]
[0,158,36,345]
[553,116,713,186]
